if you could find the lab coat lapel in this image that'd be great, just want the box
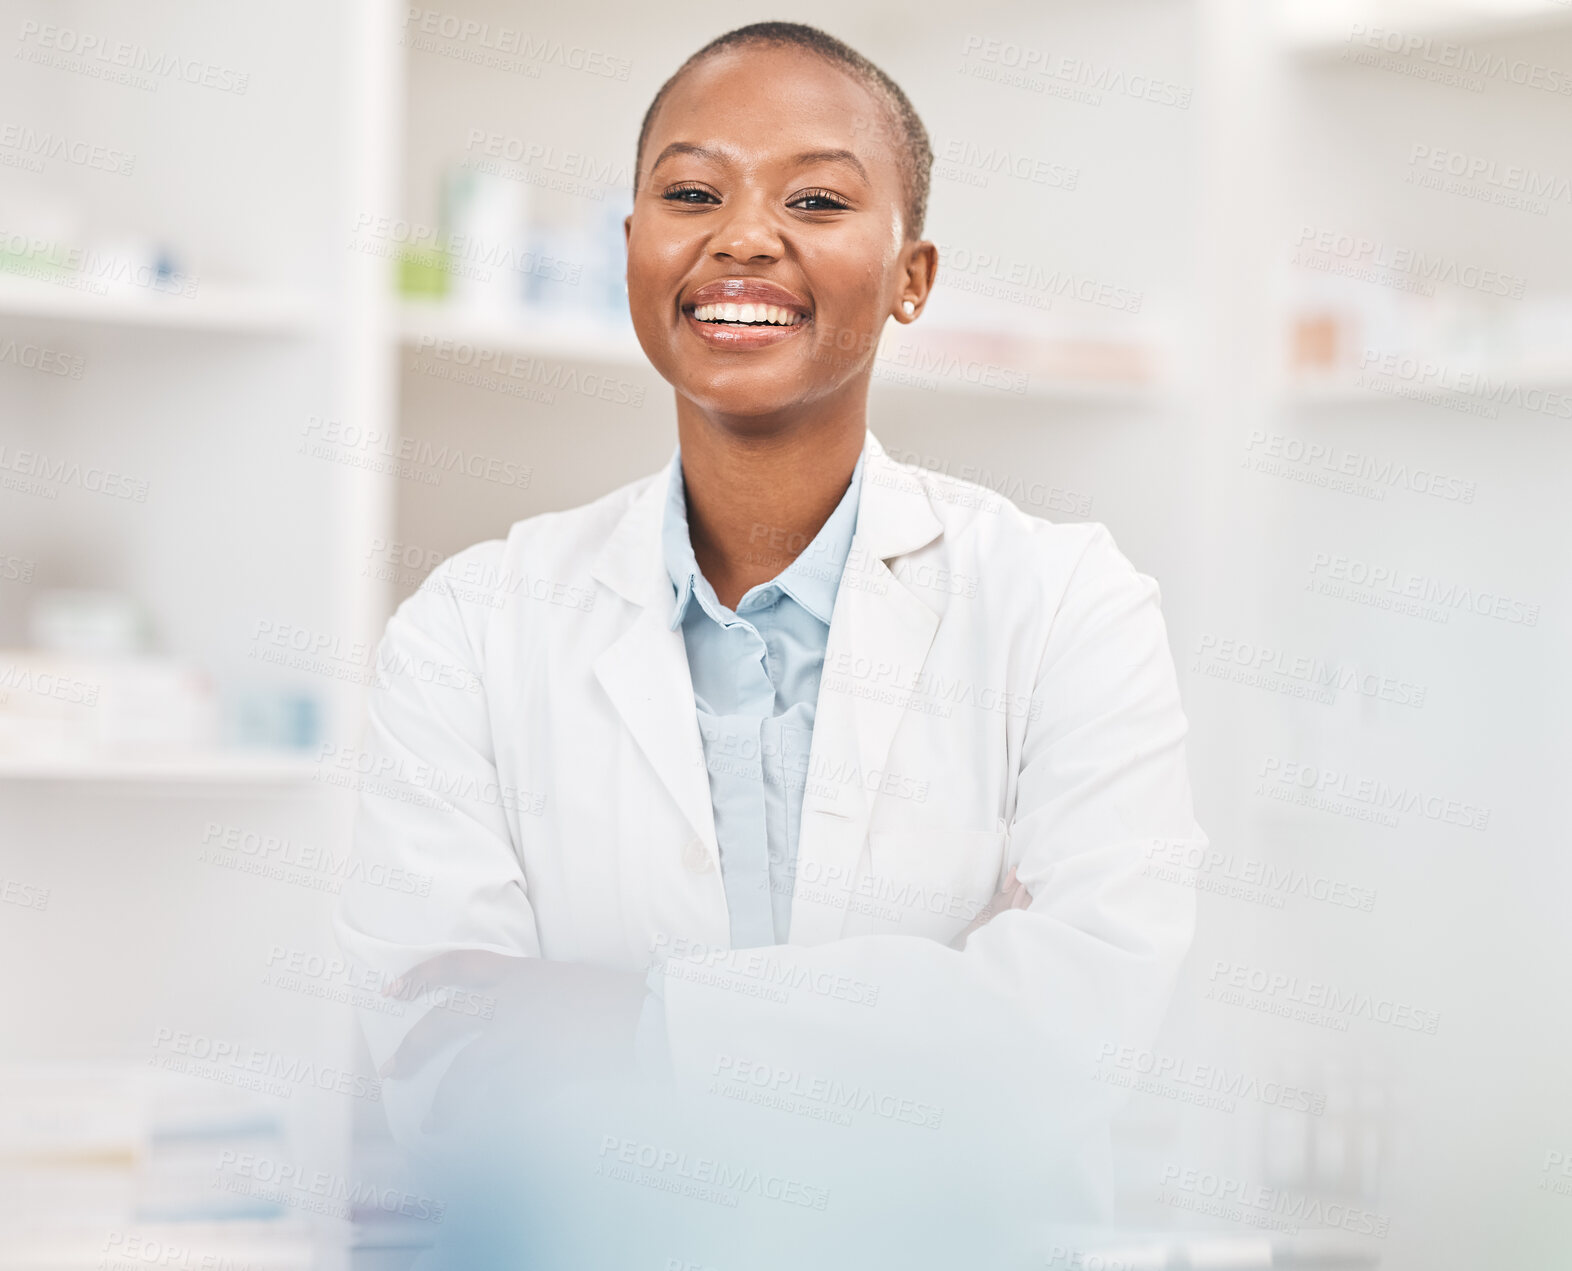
[590,466,720,863]
[789,433,944,946]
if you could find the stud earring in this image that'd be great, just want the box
[903,299,915,315]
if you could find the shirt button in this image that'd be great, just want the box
[682,837,713,873]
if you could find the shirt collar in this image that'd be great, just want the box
[661,444,864,630]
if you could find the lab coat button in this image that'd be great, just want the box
[682,838,713,873]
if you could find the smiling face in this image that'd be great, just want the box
[625,43,936,436]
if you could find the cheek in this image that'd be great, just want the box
[625,228,685,305]
[806,251,896,342]
[816,231,897,300]
[624,246,661,307]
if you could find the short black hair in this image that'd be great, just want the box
[634,21,933,240]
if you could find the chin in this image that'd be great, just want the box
[677,376,817,425]
[687,400,806,432]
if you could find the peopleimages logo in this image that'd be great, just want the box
[0,660,100,706]
[402,7,631,80]
[314,742,549,816]
[1096,1043,1328,1115]
[1542,1149,1572,1197]
[0,443,150,503]
[212,1151,444,1222]
[150,1026,382,1102]
[301,413,534,488]
[935,245,1143,313]
[463,129,631,184]
[15,20,250,93]
[1192,633,1428,708]
[1356,349,1572,421]
[596,1136,830,1210]
[0,338,86,379]
[711,1054,944,1130]
[0,123,136,175]
[1291,224,1528,298]
[1257,756,1490,831]
[1143,839,1377,913]
[1207,958,1441,1035]
[651,935,881,1007]
[1159,1164,1390,1236]
[821,651,1042,721]
[1405,143,1572,207]
[1243,430,1476,503]
[1307,552,1540,627]
[958,35,1193,108]
[200,821,433,897]
[934,135,1080,190]
[1342,24,1572,97]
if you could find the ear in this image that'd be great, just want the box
[892,238,939,324]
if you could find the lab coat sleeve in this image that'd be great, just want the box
[330,552,543,1081]
[655,522,1202,1132]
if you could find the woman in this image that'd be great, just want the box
[335,20,1203,1264]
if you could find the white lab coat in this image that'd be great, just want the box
[332,428,1203,1228]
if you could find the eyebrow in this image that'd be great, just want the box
[649,142,869,184]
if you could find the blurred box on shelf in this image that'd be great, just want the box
[4,590,324,764]
[399,158,633,336]
[524,195,631,322]
[907,282,1165,392]
[0,650,219,756]
[28,590,150,657]
[1289,273,1572,389]
[881,322,1161,392]
[228,687,322,752]
[441,162,531,316]
[0,1065,312,1253]
[0,1225,314,1271]
[396,243,449,299]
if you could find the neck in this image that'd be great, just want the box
[676,407,865,611]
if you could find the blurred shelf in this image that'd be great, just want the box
[1019,1226,1381,1271]
[1289,361,1572,404]
[1288,379,1389,404]
[0,276,323,336]
[0,1223,315,1271]
[399,298,645,365]
[0,750,321,785]
[876,326,1164,404]
[1288,1,1572,56]
[872,371,1161,404]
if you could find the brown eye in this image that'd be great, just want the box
[790,188,850,211]
[662,184,718,204]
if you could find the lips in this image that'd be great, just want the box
[682,277,811,320]
[678,276,813,351]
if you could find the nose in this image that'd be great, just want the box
[709,188,783,262]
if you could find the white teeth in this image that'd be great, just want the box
[692,301,804,326]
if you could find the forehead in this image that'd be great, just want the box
[648,44,897,175]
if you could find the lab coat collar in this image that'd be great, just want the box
[659,443,866,632]
[591,429,942,608]
[590,429,946,943]
[658,447,706,631]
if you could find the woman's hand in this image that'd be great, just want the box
[377,950,648,1086]
[949,866,1032,950]
[376,949,520,1080]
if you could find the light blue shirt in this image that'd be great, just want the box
[662,444,864,947]
[634,443,863,1075]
